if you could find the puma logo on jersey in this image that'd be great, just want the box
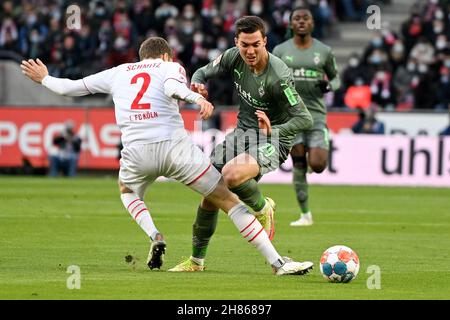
[285,56,294,62]
[234,69,243,79]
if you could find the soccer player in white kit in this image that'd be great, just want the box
[20,37,313,275]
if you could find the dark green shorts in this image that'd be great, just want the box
[293,122,330,150]
[210,129,288,178]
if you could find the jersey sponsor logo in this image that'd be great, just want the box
[234,68,243,79]
[292,68,319,79]
[283,87,299,106]
[234,82,269,109]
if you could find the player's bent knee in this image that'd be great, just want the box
[291,144,306,157]
[201,197,219,211]
[310,160,327,173]
[118,180,133,194]
[222,166,244,188]
[292,156,307,170]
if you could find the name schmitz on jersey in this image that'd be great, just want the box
[83,59,191,147]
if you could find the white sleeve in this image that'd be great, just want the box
[82,67,119,94]
[41,76,90,96]
[163,63,203,104]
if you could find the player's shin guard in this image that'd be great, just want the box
[228,203,284,268]
[293,167,309,213]
[230,179,266,212]
[192,206,218,259]
[120,193,159,240]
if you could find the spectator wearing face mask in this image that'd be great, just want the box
[435,34,449,58]
[18,8,49,58]
[177,4,202,50]
[335,53,371,108]
[363,32,388,65]
[423,0,442,23]
[247,0,267,18]
[393,58,417,110]
[411,60,438,109]
[370,64,395,110]
[425,17,448,45]
[155,1,179,32]
[366,49,390,77]
[389,40,406,73]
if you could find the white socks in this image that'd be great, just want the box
[301,212,313,220]
[120,193,159,240]
[228,203,283,268]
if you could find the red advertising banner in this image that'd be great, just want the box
[0,107,119,169]
[0,107,357,169]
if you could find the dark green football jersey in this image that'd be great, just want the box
[272,38,340,124]
[191,47,313,152]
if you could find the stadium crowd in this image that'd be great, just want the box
[2,0,449,112]
[337,0,450,111]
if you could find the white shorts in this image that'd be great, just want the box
[119,136,221,199]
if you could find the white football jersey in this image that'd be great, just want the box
[82,59,197,147]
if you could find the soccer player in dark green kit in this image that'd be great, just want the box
[273,7,341,227]
[169,16,313,272]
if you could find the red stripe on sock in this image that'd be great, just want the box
[248,227,264,243]
[243,228,255,239]
[240,216,256,233]
[134,208,148,220]
[187,164,211,186]
[127,198,140,211]
[130,202,144,215]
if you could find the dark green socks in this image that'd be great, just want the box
[230,179,266,212]
[192,206,219,259]
[293,167,309,213]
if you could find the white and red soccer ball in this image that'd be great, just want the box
[320,245,360,283]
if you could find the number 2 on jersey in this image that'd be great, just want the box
[131,72,151,109]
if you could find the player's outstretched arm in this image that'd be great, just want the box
[20,58,91,96]
[21,58,48,83]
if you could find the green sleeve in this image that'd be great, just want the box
[324,50,341,91]
[191,48,238,84]
[271,77,313,136]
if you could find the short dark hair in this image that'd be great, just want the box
[289,6,313,22]
[235,16,266,38]
[139,37,173,60]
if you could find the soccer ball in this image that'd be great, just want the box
[319,245,360,283]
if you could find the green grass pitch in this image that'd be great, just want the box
[0,176,449,300]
